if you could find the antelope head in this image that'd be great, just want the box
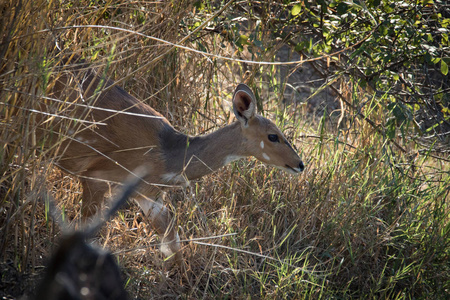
[232,84,305,174]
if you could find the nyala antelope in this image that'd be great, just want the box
[47,58,304,263]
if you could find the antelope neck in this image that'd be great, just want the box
[160,121,246,181]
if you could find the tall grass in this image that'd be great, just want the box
[1,0,449,299]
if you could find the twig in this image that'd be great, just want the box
[192,241,318,277]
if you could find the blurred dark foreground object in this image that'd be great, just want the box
[33,170,145,300]
[35,232,128,300]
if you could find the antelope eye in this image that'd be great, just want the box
[268,134,279,143]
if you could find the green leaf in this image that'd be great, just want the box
[386,122,396,139]
[441,60,448,75]
[431,57,441,64]
[441,18,450,28]
[442,106,449,115]
[369,0,381,7]
[239,34,249,45]
[350,45,366,60]
[194,1,204,10]
[291,4,302,16]
[336,2,349,15]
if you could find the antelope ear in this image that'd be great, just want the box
[232,84,257,127]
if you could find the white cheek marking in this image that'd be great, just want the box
[260,141,264,149]
[262,152,271,161]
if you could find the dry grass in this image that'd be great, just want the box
[1,1,449,299]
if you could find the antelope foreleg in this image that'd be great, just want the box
[135,196,181,263]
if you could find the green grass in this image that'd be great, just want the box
[1,0,449,299]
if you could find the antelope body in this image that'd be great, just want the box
[49,60,304,261]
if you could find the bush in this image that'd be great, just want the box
[1,0,449,299]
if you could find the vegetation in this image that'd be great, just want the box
[1,0,449,298]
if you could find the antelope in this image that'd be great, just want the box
[47,58,304,262]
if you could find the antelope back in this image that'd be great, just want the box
[45,58,171,184]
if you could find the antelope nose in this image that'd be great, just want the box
[299,161,305,172]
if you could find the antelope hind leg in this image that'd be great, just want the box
[80,178,109,220]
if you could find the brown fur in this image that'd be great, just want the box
[43,58,304,262]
